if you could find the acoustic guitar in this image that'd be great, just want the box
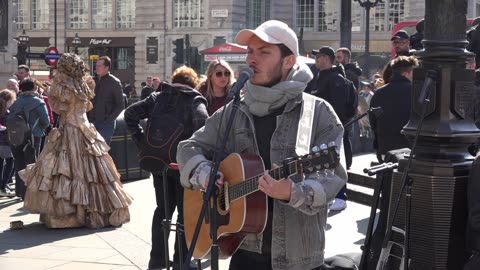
[184,143,339,259]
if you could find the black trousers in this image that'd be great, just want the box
[229,249,323,270]
[11,137,41,199]
[149,170,188,269]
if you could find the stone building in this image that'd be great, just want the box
[6,0,479,92]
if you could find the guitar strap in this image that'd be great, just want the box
[296,93,319,156]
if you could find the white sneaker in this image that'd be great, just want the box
[0,189,14,197]
[329,199,347,211]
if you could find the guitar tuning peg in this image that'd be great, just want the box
[319,144,327,150]
[311,146,321,153]
[328,141,336,147]
[307,167,313,172]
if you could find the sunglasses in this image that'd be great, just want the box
[215,71,231,78]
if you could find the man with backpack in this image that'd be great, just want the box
[8,79,50,199]
[124,66,208,270]
[305,46,358,211]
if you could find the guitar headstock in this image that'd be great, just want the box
[295,142,339,174]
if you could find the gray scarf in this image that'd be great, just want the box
[243,62,313,117]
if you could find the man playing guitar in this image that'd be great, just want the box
[177,20,347,270]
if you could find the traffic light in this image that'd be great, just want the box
[189,47,201,71]
[16,44,27,65]
[172,38,184,64]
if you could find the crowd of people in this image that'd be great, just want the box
[2,16,480,270]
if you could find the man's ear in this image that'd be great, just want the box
[283,55,296,70]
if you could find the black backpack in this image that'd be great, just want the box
[344,77,358,119]
[138,83,202,173]
[6,102,43,147]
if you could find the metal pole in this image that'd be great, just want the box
[27,43,30,67]
[364,4,370,78]
[340,0,352,49]
[54,0,57,48]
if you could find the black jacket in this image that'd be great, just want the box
[343,62,363,90]
[369,74,412,156]
[140,86,154,100]
[305,66,351,124]
[88,72,124,122]
[124,83,208,145]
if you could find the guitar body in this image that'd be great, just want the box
[184,153,267,259]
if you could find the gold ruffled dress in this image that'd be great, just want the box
[19,53,133,228]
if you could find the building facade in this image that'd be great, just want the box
[12,0,478,92]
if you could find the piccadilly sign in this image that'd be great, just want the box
[89,39,112,45]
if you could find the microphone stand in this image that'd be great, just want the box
[344,107,381,129]
[359,162,398,270]
[377,87,432,270]
[183,93,242,270]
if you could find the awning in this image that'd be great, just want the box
[200,43,247,54]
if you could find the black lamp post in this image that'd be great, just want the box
[72,33,81,55]
[354,0,383,77]
[18,29,30,66]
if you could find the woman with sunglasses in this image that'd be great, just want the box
[197,59,234,115]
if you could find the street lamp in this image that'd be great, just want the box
[354,0,383,77]
[18,29,30,66]
[72,33,81,55]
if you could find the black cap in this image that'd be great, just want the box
[312,46,335,60]
[391,30,409,41]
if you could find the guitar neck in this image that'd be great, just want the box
[227,161,297,202]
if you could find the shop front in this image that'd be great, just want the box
[200,43,248,78]
[65,36,135,84]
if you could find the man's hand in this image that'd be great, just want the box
[203,171,224,190]
[258,170,292,201]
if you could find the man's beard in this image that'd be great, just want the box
[259,58,284,87]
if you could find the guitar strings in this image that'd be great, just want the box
[217,163,296,205]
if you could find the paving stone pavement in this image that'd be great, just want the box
[0,163,372,270]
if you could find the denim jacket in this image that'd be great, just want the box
[177,93,347,270]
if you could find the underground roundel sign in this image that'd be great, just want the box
[44,47,61,66]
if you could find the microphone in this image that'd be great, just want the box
[417,70,438,104]
[227,68,254,99]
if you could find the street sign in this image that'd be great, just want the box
[89,55,99,61]
[44,47,60,66]
[27,53,45,59]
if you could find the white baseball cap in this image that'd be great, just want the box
[235,20,299,57]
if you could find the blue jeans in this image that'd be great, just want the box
[93,120,116,145]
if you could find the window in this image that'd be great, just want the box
[351,2,363,32]
[32,0,49,30]
[296,0,314,32]
[68,0,89,29]
[92,0,113,29]
[387,0,406,31]
[247,0,270,29]
[296,0,337,32]
[318,0,338,32]
[114,47,134,70]
[351,0,405,33]
[173,0,204,28]
[14,0,28,30]
[116,0,135,29]
[370,2,386,32]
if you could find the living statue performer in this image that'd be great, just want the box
[20,53,132,228]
